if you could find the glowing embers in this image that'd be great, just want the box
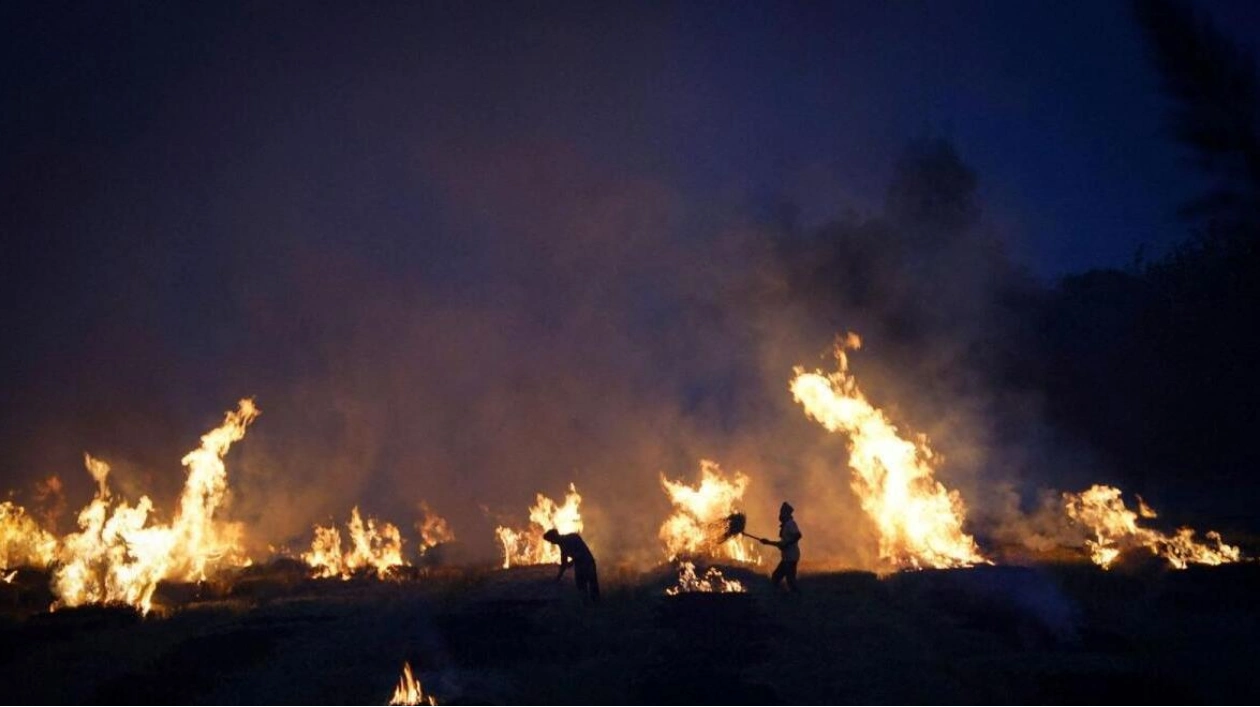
[387,661,437,706]
[1064,484,1242,569]
[494,483,582,568]
[664,561,746,595]
[790,333,987,570]
[659,460,760,564]
[302,507,408,580]
[52,399,259,614]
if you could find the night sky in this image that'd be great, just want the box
[2,1,1257,562]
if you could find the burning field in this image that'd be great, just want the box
[0,336,1257,703]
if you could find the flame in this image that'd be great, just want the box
[415,501,454,553]
[659,460,761,564]
[1,501,58,569]
[665,561,746,595]
[2,570,15,584]
[302,507,408,579]
[51,399,259,614]
[32,475,66,534]
[1064,484,1242,569]
[494,483,583,568]
[790,333,988,570]
[388,661,437,706]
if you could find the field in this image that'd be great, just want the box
[2,560,1258,704]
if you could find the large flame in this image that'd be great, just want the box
[664,561,746,595]
[659,460,760,564]
[1,501,58,569]
[790,334,987,570]
[415,501,454,554]
[494,483,582,568]
[1064,484,1242,569]
[301,507,408,580]
[51,399,259,614]
[388,661,437,706]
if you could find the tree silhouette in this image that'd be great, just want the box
[1134,0,1260,239]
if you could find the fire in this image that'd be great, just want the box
[51,399,259,614]
[388,661,437,706]
[659,460,760,564]
[32,475,66,533]
[301,507,408,579]
[414,501,454,553]
[1,501,58,569]
[494,483,582,568]
[790,333,988,570]
[665,561,746,595]
[1064,484,1242,569]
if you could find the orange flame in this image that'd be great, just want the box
[494,483,582,568]
[1064,484,1242,569]
[659,460,760,564]
[665,561,746,595]
[415,501,454,553]
[301,506,408,580]
[790,333,988,570]
[388,661,437,706]
[51,399,259,614]
[1,501,58,569]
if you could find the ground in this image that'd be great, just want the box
[1,559,1258,704]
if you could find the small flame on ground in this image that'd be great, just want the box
[1064,484,1243,569]
[790,333,988,570]
[387,661,437,706]
[665,561,746,595]
[659,460,761,564]
[494,483,583,569]
[415,501,454,554]
[302,507,408,579]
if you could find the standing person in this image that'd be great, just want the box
[760,502,802,593]
[542,528,600,602]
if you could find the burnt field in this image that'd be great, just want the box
[1,560,1258,705]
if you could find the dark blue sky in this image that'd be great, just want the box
[4,1,1257,279]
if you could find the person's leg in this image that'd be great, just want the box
[785,561,799,593]
[576,561,599,602]
[770,561,786,589]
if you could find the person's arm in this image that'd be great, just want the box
[556,552,572,581]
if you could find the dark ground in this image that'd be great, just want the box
[1,559,1258,704]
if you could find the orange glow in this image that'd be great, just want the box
[51,399,259,614]
[388,661,437,706]
[664,561,746,595]
[1,501,58,569]
[415,501,454,553]
[790,334,987,570]
[301,507,408,579]
[659,460,760,564]
[1064,484,1242,569]
[494,483,582,568]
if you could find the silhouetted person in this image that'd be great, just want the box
[543,528,600,602]
[760,502,802,593]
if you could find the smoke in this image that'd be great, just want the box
[0,3,1140,573]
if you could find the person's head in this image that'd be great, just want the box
[543,528,561,544]
[779,501,794,522]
